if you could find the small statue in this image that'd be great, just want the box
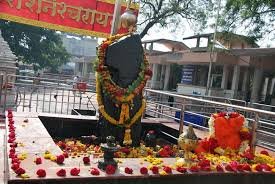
[178,125,198,166]
[98,136,119,170]
[106,136,116,147]
[144,130,157,147]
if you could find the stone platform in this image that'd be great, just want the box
[2,112,275,184]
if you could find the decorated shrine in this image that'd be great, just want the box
[4,108,275,184]
[1,0,275,184]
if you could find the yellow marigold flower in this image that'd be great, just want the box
[191,153,197,159]
[18,155,25,160]
[240,127,249,133]
[50,155,57,161]
[214,147,225,155]
[44,153,52,159]
[159,170,168,175]
[18,153,27,160]
[20,174,30,179]
[219,156,231,163]
[252,164,258,171]
[171,165,177,170]
[254,154,275,165]
[272,168,275,173]
[116,159,123,163]
[175,158,185,167]
[44,150,51,154]
[148,164,153,170]
[18,143,25,147]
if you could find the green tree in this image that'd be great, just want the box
[138,0,214,38]
[0,20,70,72]
[221,0,275,39]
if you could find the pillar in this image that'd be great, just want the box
[81,62,85,77]
[242,68,249,91]
[150,64,159,89]
[149,43,153,51]
[251,68,263,102]
[83,62,87,77]
[261,77,269,101]
[160,65,166,80]
[160,65,166,89]
[163,65,171,90]
[231,65,240,91]
[221,65,229,89]
[196,37,201,48]
[201,66,208,86]
[269,78,275,95]
[75,62,79,75]
[144,43,147,50]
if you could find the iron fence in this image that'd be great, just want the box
[0,74,97,115]
[144,89,275,152]
[0,74,275,152]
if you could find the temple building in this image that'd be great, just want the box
[61,34,98,78]
[143,33,275,105]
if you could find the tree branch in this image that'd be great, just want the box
[139,20,157,38]
[142,0,157,16]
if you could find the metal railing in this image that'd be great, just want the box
[0,73,275,152]
[0,74,97,115]
[144,89,275,152]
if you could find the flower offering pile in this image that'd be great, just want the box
[196,112,252,155]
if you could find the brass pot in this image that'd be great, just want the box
[120,9,137,29]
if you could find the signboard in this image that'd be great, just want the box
[181,65,195,84]
[0,0,139,37]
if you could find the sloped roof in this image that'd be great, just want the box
[230,48,275,56]
[183,32,259,47]
[142,39,189,50]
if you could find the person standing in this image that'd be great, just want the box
[73,75,79,91]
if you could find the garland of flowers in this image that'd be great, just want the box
[95,33,152,103]
[95,33,152,145]
[96,73,146,145]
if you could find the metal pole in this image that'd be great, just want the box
[179,105,185,134]
[110,0,122,35]
[205,0,222,96]
[142,90,147,119]
[251,113,259,154]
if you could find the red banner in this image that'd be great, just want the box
[0,0,139,37]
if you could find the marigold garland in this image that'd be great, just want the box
[95,33,152,103]
[96,73,146,126]
[95,33,151,145]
